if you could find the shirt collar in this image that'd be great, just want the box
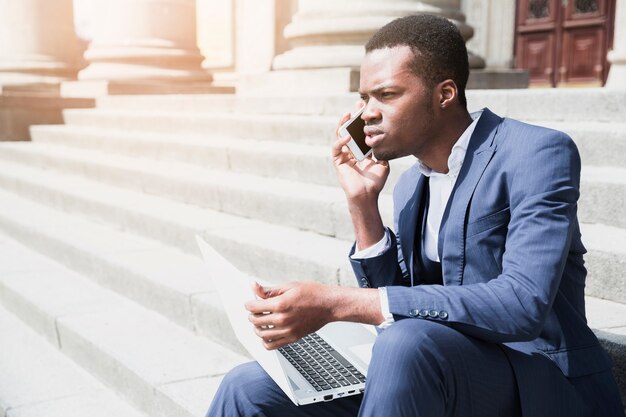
[416,110,483,178]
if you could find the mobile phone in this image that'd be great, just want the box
[338,107,372,161]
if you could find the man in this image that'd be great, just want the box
[207,15,623,417]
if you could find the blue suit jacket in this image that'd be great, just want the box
[350,109,615,416]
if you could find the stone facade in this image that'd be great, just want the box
[0,0,623,94]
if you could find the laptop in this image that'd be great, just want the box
[195,235,377,405]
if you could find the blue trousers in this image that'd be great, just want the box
[207,320,522,417]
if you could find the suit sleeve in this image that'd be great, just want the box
[363,131,582,343]
[349,228,406,289]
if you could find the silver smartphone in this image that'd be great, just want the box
[338,107,372,161]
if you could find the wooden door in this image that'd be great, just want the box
[515,0,615,87]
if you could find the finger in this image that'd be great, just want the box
[335,112,353,142]
[248,312,276,327]
[252,281,271,299]
[253,281,282,300]
[253,326,287,341]
[376,159,389,167]
[263,340,283,350]
[263,336,293,350]
[332,134,353,158]
[255,328,296,350]
[336,112,351,135]
[245,298,275,314]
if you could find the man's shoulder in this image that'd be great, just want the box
[486,112,581,179]
[490,113,576,153]
[492,110,569,136]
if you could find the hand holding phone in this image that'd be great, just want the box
[338,107,372,161]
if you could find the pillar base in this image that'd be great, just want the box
[238,68,360,96]
[0,61,78,86]
[60,80,234,98]
[467,69,529,89]
[0,84,94,141]
[606,67,626,88]
[273,46,366,71]
[606,52,626,89]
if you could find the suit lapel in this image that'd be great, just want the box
[439,109,503,285]
[397,170,427,286]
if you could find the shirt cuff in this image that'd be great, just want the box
[377,287,395,329]
[350,229,391,259]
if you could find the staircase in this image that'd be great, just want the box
[0,88,624,416]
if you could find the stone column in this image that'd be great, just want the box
[197,0,235,73]
[0,0,80,86]
[462,0,517,69]
[0,0,94,141]
[64,0,215,95]
[606,0,626,88]
[272,0,484,71]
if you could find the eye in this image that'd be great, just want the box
[359,94,369,102]
[381,91,395,98]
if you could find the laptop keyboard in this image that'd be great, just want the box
[278,333,367,392]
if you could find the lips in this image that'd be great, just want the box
[364,127,384,147]
[364,126,383,136]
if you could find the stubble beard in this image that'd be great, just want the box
[372,98,436,162]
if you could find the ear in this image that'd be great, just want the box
[437,79,458,110]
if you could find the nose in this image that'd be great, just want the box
[361,101,381,125]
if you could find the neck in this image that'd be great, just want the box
[418,109,473,174]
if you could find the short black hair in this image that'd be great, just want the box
[365,14,469,107]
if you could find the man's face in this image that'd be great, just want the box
[359,45,437,161]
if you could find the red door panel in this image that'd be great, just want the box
[517,32,556,85]
[560,27,605,84]
[515,0,615,87]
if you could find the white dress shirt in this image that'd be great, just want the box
[351,111,483,327]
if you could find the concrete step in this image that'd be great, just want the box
[96,94,351,116]
[27,124,407,195]
[0,178,355,347]
[533,121,626,169]
[24,124,626,230]
[0,233,247,417]
[0,304,147,417]
[580,166,626,229]
[579,223,626,305]
[586,296,626,406]
[59,107,626,153]
[94,94,235,115]
[0,183,246,351]
[0,141,396,239]
[466,88,626,123]
[29,124,337,186]
[62,108,338,146]
[30,119,626,189]
[93,88,626,122]
[0,151,622,305]
[2,137,623,260]
[6,135,621,232]
[0,229,624,412]
[0,157,354,281]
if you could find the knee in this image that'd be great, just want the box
[365,320,458,400]
[368,319,465,387]
[209,362,266,415]
[221,362,260,389]
[372,319,451,364]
